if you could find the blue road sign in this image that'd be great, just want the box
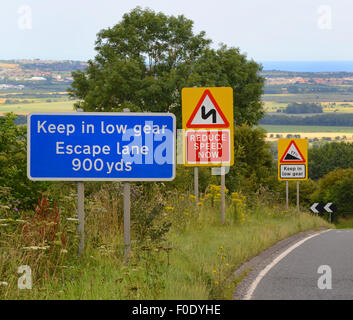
[27,112,176,181]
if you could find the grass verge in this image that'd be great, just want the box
[0,185,332,300]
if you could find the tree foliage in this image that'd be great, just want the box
[226,125,275,193]
[285,179,317,207]
[0,113,48,209]
[312,168,353,215]
[309,142,353,180]
[68,7,264,127]
[284,102,323,114]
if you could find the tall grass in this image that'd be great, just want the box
[0,182,331,300]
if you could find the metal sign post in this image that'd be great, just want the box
[123,182,131,262]
[123,108,131,263]
[77,108,85,256]
[296,181,300,212]
[286,181,289,210]
[77,181,85,255]
[194,167,199,207]
[221,167,225,224]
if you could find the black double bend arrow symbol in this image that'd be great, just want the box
[201,105,217,124]
[310,202,337,214]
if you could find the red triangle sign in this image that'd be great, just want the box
[280,140,306,163]
[186,89,230,128]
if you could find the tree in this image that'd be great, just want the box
[284,102,323,114]
[186,46,265,126]
[312,168,353,215]
[0,113,48,209]
[226,125,275,193]
[68,7,264,127]
[309,142,353,180]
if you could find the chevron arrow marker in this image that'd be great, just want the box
[324,203,333,213]
[310,203,319,214]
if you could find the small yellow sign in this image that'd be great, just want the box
[278,139,308,181]
[182,87,234,167]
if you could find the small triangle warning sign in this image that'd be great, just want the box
[280,140,306,163]
[186,89,230,128]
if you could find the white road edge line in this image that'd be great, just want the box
[243,229,331,300]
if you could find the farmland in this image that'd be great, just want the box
[1,61,353,142]
[261,124,353,133]
[0,100,76,115]
[261,73,353,142]
[264,100,353,113]
[263,93,353,104]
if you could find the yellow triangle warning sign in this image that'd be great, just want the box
[186,89,229,128]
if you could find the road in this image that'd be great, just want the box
[243,229,353,300]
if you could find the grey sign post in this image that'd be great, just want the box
[123,182,131,262]
[297,181,300,212]
[286,181,289,210]
[77,181,85,255]
[194,167,199,207]
[221,167,226,224]
[123,109,131,263]
[212,166,229,224]
[77,108,85,256]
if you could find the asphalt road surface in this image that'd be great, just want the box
[246,229,353,300]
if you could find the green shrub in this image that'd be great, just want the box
[283,179,317,208]
[309,142,353,180]
[312,168,353,215]
[0,113,48,209]
[166,165,217,194]
[227,125,277,194]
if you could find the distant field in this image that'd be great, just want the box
[260,124,353,133]
[261,124,353,143]
[0,100,76,115]
[263,93,353,103]
[264,101,353,113]
[0,62,19,69]
[263,101,288,112]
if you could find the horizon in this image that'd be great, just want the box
[2,58,353,73]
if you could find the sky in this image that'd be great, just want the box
[1,0,353,62]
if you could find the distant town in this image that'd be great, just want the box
[265,75,353,86]
[1,59,353,92]
[0,59,88,90]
